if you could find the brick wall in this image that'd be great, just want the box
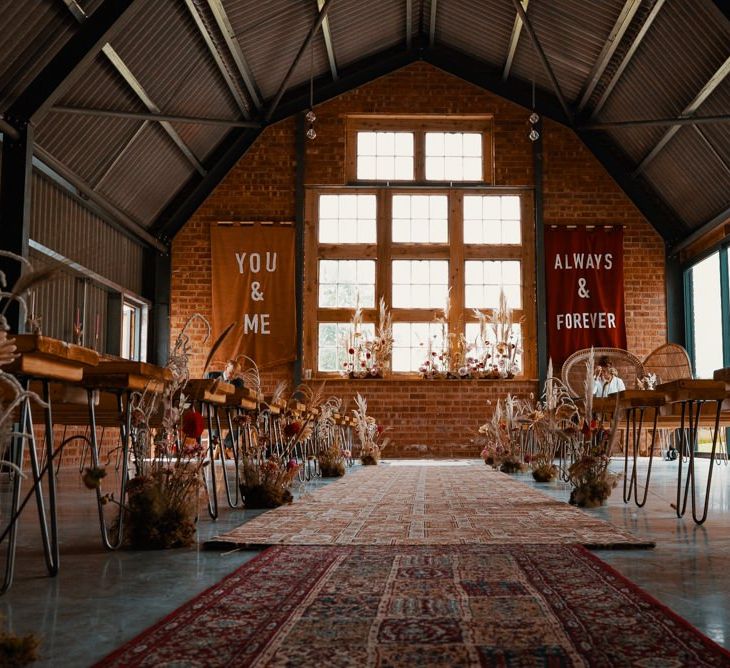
[171,62,667,454]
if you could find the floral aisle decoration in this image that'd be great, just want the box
[0,615,39,667]
[341,298,393,378]
[469,290,522,379]
[316,397,347,477]
[476,395,528,473]
[566,349,621,507]
[352,393,389,465]
[111,314,217,549]
[528,361,579,483]
[237,367,311,508]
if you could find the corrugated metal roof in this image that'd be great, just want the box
[224,0,331,102]
[434,0,514,68]
[95,122,195,224]
[0,1,77,111]
[328,0,406,70]
[643,124,730,230]
[599,0,729,160]
[510,0,630,103]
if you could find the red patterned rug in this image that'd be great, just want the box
[95,544,728,667]
[209,464,652,548]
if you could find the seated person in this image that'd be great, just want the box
[206,359,244,388]
[593,355,625,397]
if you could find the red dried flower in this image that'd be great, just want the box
[284,421,301,438]
[377,424,384,434]
[348,348,355,355]
[182,410,205,439]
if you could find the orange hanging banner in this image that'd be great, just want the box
[210,223,297,368]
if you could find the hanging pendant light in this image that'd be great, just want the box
[306,41,317,140]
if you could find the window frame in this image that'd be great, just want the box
[345,115,495,185]
[305,186,536,378]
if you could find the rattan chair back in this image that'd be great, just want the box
[561,347,644,398]
[642,343,693,382]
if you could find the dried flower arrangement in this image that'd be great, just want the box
[341,298,393,378]
[528,361,579,483]
[468,291,522,379]
[566,349,621,507]
[476,395,528,473]
[316,397,346,477]
[0,615,39,667]
[352,393,389,465]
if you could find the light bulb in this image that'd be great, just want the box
[529,112,540,125]
[305,109,316,123]
[306,126,317,140]
[529,129,540,142]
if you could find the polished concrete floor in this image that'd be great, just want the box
[1,456,729,666]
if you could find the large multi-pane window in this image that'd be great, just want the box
[307,116,534,376]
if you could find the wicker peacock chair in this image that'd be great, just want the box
[560,347,644,399]
[642,342,693,383]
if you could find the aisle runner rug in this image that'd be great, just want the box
[95,544,729,667]
[209,464,652,548]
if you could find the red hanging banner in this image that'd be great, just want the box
[544,227,627,366]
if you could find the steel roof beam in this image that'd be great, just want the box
[590,0,666,119]
[502,0,528,81]
[206,0,263,111]
[61,0,87,22]
[582,114,730,130]
[51,105,261,128]
[317,0,338,80]
[182,0,251,115]
[634,55,730,175]
[265,0,336,123]
[6,0,143,124]
[0,117,20,141]
[429,0,437,46]
[101,44,206,176]
[670,206,730,257]
[693,125,730,179]
[509,0,573,125]
[576,0,641,112]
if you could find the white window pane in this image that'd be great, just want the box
[465,261,483,284]
[692,253,723,378]
[395,132,414,155]
[359,285,375,308]
[339,260,357,282]
[377,132,395,154]
[430,195,448,218]
[392,347,411,372]
[340,195,357,218]
[411,261,429,283]
[411,219,429,243]
[319,323,336,346]
[393,323,410,346]
[425,157,444,181]
[357,157,376,180]
[412,322,429,344]
[394,156,413,180]
[392,260,410,283]
[483,196,501,219]
[504,285,521,309]
[319,195,339,218]
[357,195,377,218]
[430,260,448,284]
[413,288,429,309]
[425,132,444,156]
[485,285,501,307]
[430,284,448,308]
[392,284,410,308]
[392,195,410,218]
[319,284,337,307]
[336,284,356,307]
[319,347,337,372]
[376,156,394,179]
[463,133,482,157]
[464,196,481,219]
[358,132,376,155]
[319,218,338,243]
[321,260,339,282]
[357,219,377,243]
[393,218,410,242]
[411,196,429,218]
[463,157,482,180]
[430,218,448,242]
[357,260,375,283]
[483,221,501,244]
[444,132,462,156]
[465,285,483,308]
[339,218,357,243]
[444,156,462,180]
[464,219,482,244]
[502,261,521,284]
[502,220,521,244]
[484,261,501,283]
[501,196,521,219]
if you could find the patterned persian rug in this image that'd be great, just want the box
[95,544,729,667]
[208,464,652,548]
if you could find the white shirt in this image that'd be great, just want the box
[594,375,625,397]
